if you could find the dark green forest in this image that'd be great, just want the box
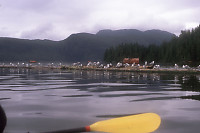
[0,29,174,62]
[104,25,200,65]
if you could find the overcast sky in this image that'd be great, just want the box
[0,0,199,41]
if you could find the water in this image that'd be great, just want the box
[0,68,200,133]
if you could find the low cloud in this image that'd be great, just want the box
[0,0,200,40]
[20,23,65,40]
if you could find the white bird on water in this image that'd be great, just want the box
[175,64,178,69]
[150,61,155,65]
[182,65,190,69]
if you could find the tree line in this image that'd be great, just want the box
[104,25,200,66]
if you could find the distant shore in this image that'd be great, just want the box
[1,63,200,74]
[65,66,200,74]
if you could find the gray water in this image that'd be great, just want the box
[0,68,200,133]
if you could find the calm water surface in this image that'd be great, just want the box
[0,68,200,133]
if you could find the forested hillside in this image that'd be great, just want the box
[104,25,200,65]
[0,29,174,62]
[0,38,63,61]
[60,29,174,62]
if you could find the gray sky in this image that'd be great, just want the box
[0,0,199,41]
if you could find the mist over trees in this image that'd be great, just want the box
[104,25,200,65]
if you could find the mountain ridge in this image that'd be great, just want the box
[0,29,175,62]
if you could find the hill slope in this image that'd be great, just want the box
[0,38,62,61]
[104,25,200,65]
[60,29,175,62]
[0,29,175,62]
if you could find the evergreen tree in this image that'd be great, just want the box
[104,25,200,65]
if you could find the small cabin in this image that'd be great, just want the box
[29,60,37,63]
[123,58,139,64]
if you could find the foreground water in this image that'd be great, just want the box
[0,68,200,133]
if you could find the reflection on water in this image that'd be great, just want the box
[178,75,200,101]
[180,75,200,92]
[0,68,200,133]
[181,95,200,101]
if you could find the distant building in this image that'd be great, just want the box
[29,60,37,63]
[123,58,139,64]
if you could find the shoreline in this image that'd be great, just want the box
[65,66,200,74]
[0,65,200,74]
